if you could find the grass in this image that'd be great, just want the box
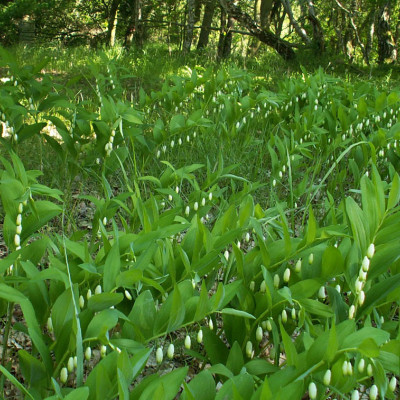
[0,43,399,399]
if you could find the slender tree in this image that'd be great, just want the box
[197,0,216,49]
[183,0,196,53]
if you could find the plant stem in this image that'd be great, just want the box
[0,302,14,396]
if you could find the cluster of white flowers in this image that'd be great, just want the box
[104,129,115,157]
[14,202,24,250]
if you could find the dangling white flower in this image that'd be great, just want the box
[184,335,191,349]
[323,369,331,386]
[197,329,203,343]
[60,367,68,384]
[167,343,174,359]
[309,382,317,399]
[281,309,287,323]
[85,347,92,361]
[156,347,163,364]
[256,326,263,342]
[283,268,290,283]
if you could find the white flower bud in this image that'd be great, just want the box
[67,356,74,372]
[318,286,326,299]
[18,203,23,213]
[281,309,287,323]
[256,326,263,342]
[16,214,22,225]
[224,250,229,261]
[351,390,360,400]
[87,289,92,300]
[14,234,20,247]
[185,205,190,216]
[16,225,22,235]
[47,317,53,332]
[208,318,213,330]
[100,345,107,358]
[349,305,356,319]
[323,369,331,386]
[342,360,349,375]
[102,217,107,225]
[272,179,276,187]
[283,268,290,283]
[335,284,341,293]
[260,280,267,293]
[79,295,84,309]
[362,256,370,272]
[197,329,203,343]
[201,197,206,206]
[358,358,365,373]
[367,243,375,259]
[273,274,280,289]
[156,347,163,364]
[309,382,317,399]
[246,341,253,358]
[85,347,92,361]
[359,270,367,281]
[308,253,314,265]
[291,308,296,320]
[389,376,397,392]
[367,364,373,376]
[170,140,175,148]
[208,192,212,201]
[369,384,378,400]
[355,279,363,293]
[266,319,272,331]
[245,232,250,242]
[125,290,132,300]
[60,367,68,384]
[194,202,198,211]
[295,259,302,272]
[168,194,173,201]
[175,186,179,194]
[184,335,191,350]
[249,281,255,292]
[347,361,353,375]
[167,343,174,359]
[358,290,365,306]
[95,285,102,295]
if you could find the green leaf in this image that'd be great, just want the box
[181,370,216,400]
[226,342,244,376]
[63,387,90,400]
[321,246,344,279]
[103,240,121,292]
[87,292,124,312]
[279,322,298,367]
[139,367,189,400]
[85,309,119,340]
[220,308,255,319]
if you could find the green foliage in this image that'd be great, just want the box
[0,47,399,399]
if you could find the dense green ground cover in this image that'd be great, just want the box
[0,45,400,399]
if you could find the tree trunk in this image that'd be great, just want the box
[301,0,324,52]
[219,0,296,61]
[281,0,311,46]
[124,0,142,50]
[260,0,274,30]
[183,0,196,53]
[107,0,120,47]
[194,0,202,24]
[376,2,396,64]
[197,0,216,49]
